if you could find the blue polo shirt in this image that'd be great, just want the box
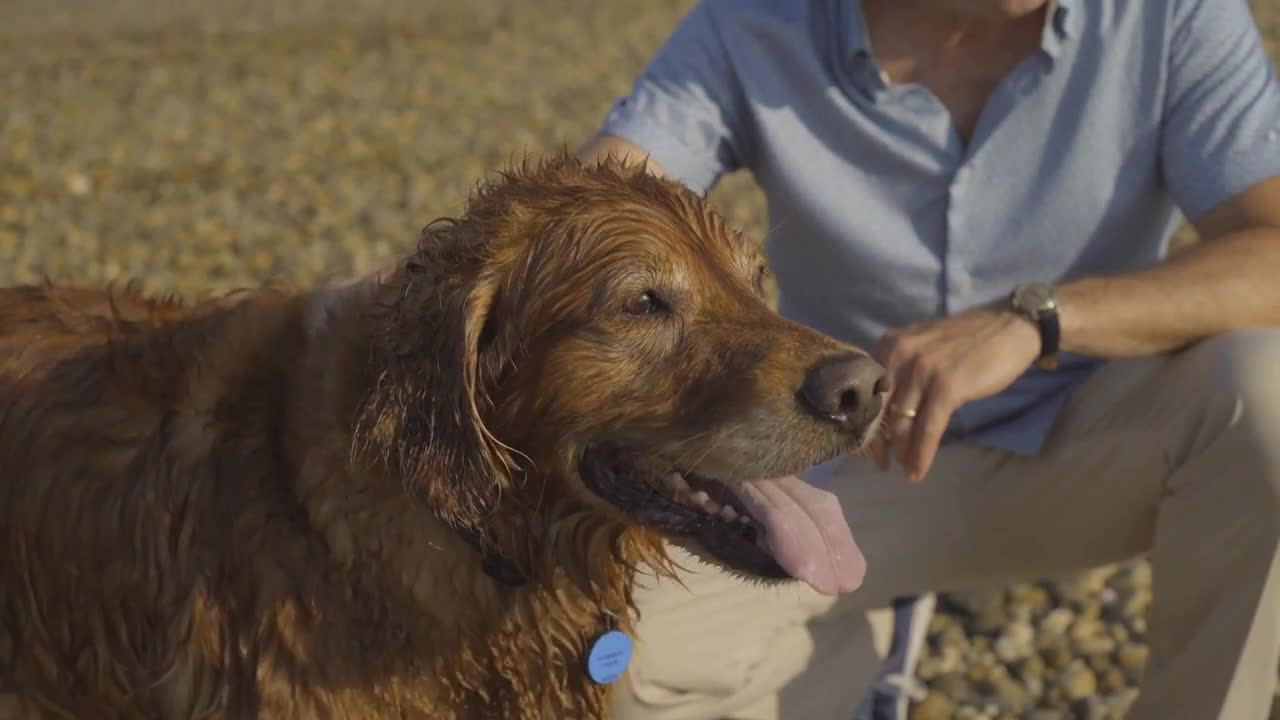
[595,0,1280,455]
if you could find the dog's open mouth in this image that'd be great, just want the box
[578,444,866,594]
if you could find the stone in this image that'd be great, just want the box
[928,612,954,636]
[1056,659,1098,702]
[1087,652,1113,675]
[1041,634,1075,672]
[994,621,1036,663]
[1021,672,1045,705]
[1124,586,1153,619]
[1054,566,1116,608]
[1069,617,1114,652]
[910,691,955,720]
[936,617,970,651]
[1106,688,1141,718]
[1070,696,1110,720]
[1109,559,1153,593]
[1044,686,1065,707]
[1019,654,1047,679]
[1130,616,1149,637]
[953,706,985,720]
[934,672,971,700]
[945,588,1010,635]
[1038,607,1075,641]
[1009,584,1052,615]
[1018,654,1047,701]
[988,665,1033,716]
[64,171,93,197]
[1074,632,1117,658]
[917,643,964,680]
[965,656,998,686]
[1099,665,1128,694]
[1118,642,1150,684]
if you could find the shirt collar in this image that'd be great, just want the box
[1041,0,1080,59]
[841,0,1080,64]
[838,0,886,93]
[842,0,871,56]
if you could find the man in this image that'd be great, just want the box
[575,0,1280,718]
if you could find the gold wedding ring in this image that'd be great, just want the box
[891,405,919,420]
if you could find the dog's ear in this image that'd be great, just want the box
[355,218,519,534]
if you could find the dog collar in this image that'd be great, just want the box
[455,526,526,587]
[456,526,633,684]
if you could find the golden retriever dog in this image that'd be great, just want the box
[0,153,887,719]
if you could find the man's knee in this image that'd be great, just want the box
[1171,328,1280,519]
[1189,327,1280,432]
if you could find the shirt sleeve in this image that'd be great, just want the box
[595,0,749,195]
[1160,0,1280,223]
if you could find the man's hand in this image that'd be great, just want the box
[871,305,1041,483]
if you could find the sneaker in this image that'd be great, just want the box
[851,592,936,720]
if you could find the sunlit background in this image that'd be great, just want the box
[3,1,1278,717]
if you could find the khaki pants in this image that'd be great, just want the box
[610,329,1280,720]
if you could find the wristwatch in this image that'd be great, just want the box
[1010,282,1060,370]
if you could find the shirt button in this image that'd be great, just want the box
[905,89,934,113]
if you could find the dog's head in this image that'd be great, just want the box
[355,153,886,595]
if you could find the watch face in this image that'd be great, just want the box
[1015,283,1057,312]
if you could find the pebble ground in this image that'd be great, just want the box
[3,1,1277,717]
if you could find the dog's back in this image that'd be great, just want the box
[0,282,313,719]
[0,283,191,381]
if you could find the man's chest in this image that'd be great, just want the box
[861,4,1047,143]
[741,16,1174,327]
[876,61,1020,144]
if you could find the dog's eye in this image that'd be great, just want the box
[755,265,770,293]
[623,290,668,317]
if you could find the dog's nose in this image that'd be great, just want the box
[801,354,889,431]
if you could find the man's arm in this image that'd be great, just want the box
[574,0,745,194]
[575,134,668,179]
[1057,177,1280,358]
[875,181,1280,483]
[1056,0,1280,358]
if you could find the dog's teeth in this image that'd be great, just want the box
[737,515,751,525]
[719,505,738,521]
[688,491,710,505]
[701,499,720,514]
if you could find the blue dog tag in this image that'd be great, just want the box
[585,629,633,685]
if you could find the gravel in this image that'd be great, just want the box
[3,1,1278,717]
[913,564,1150,719]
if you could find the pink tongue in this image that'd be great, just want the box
[732,476,866,596]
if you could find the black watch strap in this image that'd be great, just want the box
[1011,283,1061,370]
[1035,309,1060,365]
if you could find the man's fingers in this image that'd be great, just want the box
[870,331,899,366]
[889,403,920,473]
[886,356,925,475]
[906,379,954,483]
[870,432,891,472]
